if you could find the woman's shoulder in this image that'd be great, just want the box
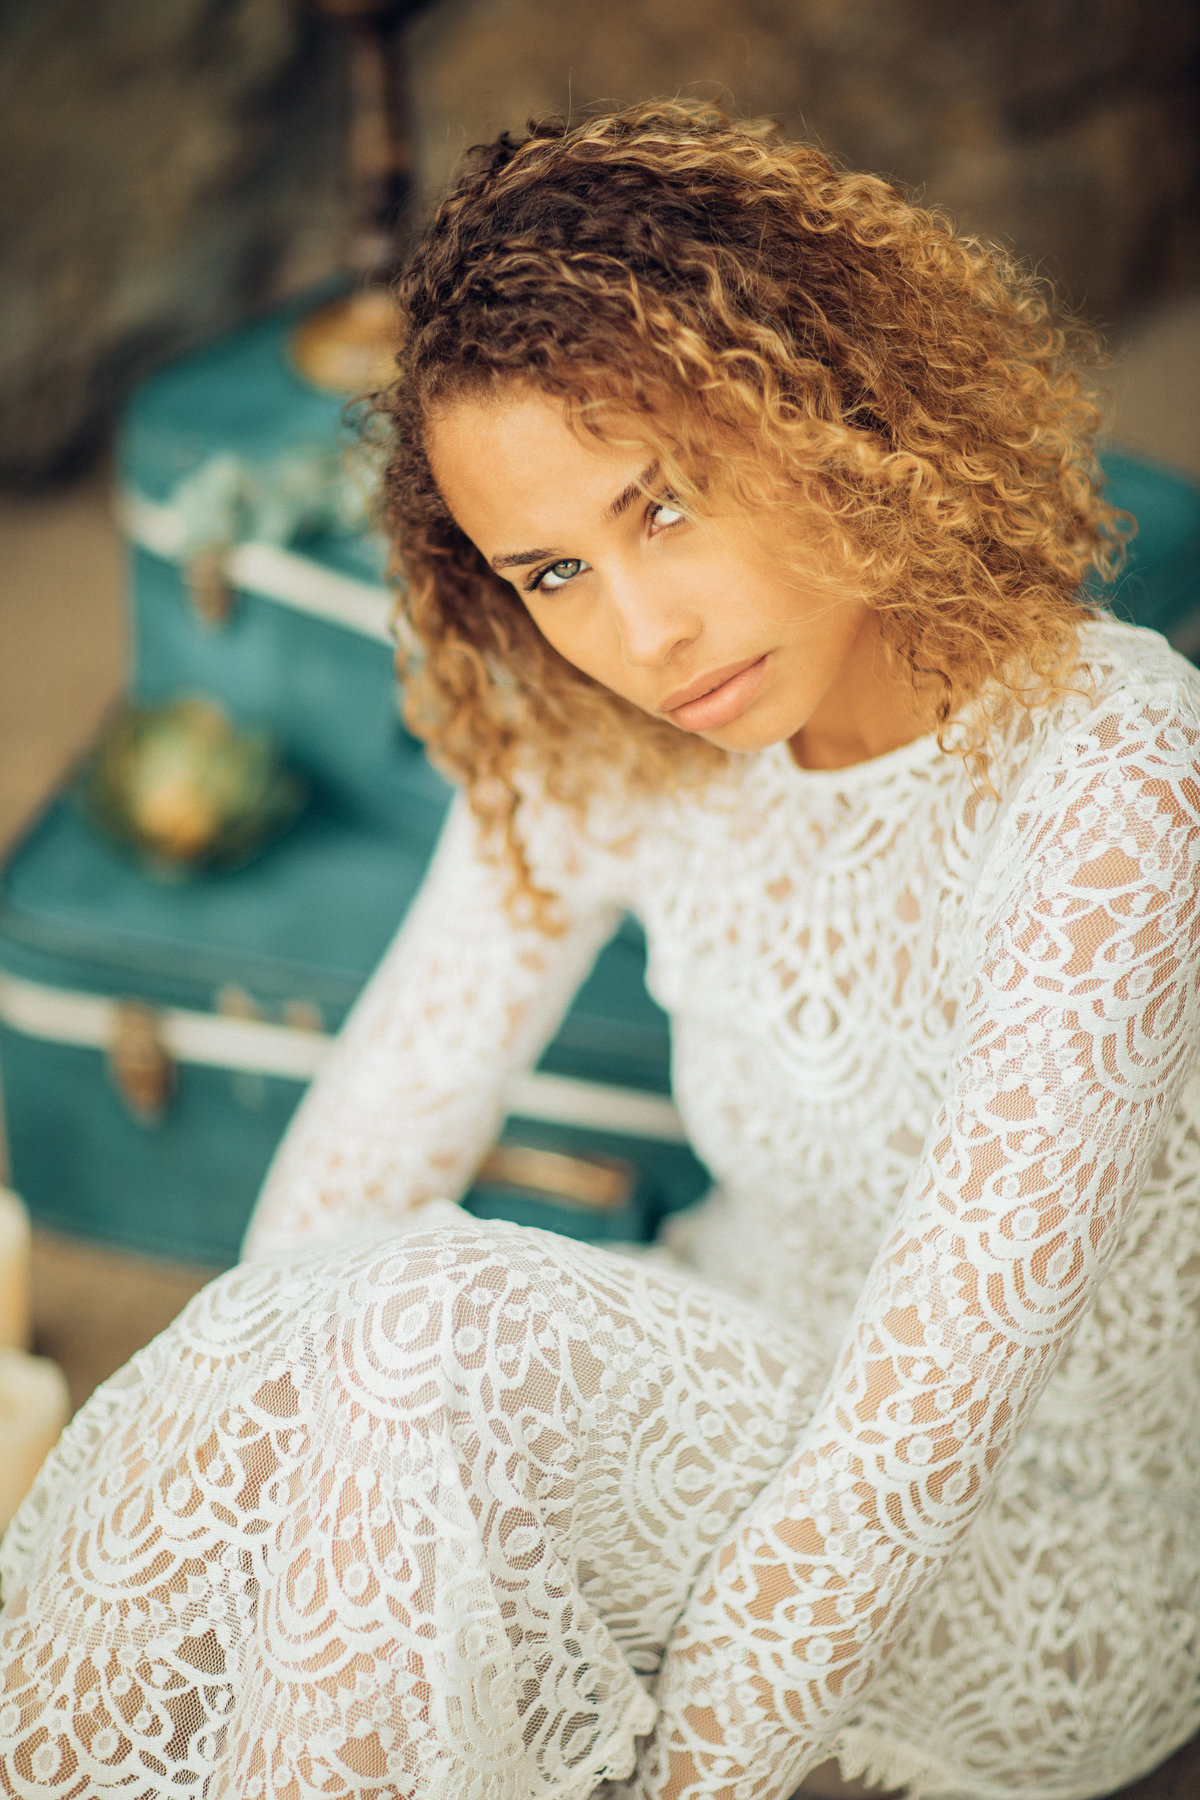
[1014,616,1200,784]
[507,750,675,897]
[1077,614,1200,717]
[509,741,746,902]
[982,618,1200,895]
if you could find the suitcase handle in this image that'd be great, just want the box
[474,1144,635,1211]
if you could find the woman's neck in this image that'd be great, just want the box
[787,614,941,771]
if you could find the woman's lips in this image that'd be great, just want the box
[663,654,770,730]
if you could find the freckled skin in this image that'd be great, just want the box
[426,384,937,772]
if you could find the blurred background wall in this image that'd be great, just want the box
[2,0,1198,488]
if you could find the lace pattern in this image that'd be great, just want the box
[5,621,1200,1800]
[0,1221,819,1797]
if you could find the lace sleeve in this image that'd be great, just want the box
[621,704,1200,1800]
[240,790,624,1261]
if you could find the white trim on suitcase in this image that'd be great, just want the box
[504,1070,686,1143]
[0,969,688,1143]
[119,490,396,644]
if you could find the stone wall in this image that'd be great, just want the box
[2,0,1197,484]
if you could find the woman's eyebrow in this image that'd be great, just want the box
[489,462,660,571]
[490,545,559,571]
[606,461,660,521]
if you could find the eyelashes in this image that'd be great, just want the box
[529,557,585,594]
[524,496,687,594]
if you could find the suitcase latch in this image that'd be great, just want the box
[185,547,236,629]
[108,1000,175,1125]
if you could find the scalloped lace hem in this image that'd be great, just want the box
[827,1711,1200,1800]
[558,1684,656,1799]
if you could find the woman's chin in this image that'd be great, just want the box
[687,712,802,755]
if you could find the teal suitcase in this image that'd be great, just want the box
[0,792,701,1261]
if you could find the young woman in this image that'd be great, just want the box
[4,103,1200,1800]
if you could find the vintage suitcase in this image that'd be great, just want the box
[2,302,1199,1265]
[0,791,700,1262]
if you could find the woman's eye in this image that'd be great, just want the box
[531,557,586,593]
[650,498,687,531]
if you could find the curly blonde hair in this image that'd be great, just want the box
[378,100,1126,922]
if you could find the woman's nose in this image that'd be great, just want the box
[608,571,701,669]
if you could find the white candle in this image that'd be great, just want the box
[0,1186,31,1351]
[0,1349,70,1533]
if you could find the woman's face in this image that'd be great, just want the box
[426,383,922,768]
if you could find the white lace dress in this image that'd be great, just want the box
[5,619,1200,1800]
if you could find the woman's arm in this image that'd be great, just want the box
[625,710,1200,1800]
[240,790,624,1260]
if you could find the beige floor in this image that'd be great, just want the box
[1,296,1199,1797]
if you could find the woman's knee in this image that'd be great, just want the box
[331,1218,569,1412]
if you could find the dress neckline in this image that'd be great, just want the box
[763,721,950,792]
